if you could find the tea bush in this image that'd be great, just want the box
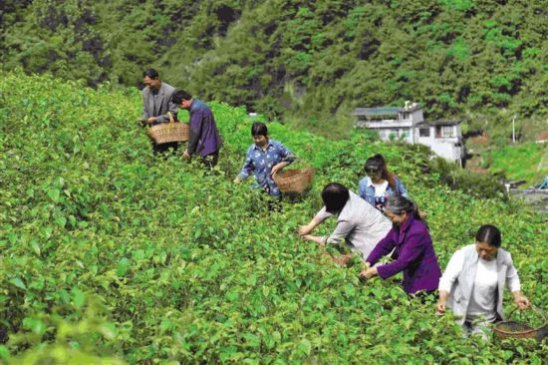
[0,71,546,364]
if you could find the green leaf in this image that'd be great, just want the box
[116,258,130,277]
[72,287,86,309]
[9,278,26,290]
[30,240,41,256]
[0,345,9,361]
[55,216,67,228]
[298,338,312,356]
[48,188,61,203]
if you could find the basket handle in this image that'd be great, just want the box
[167,112,175,124]
[507,305,546,322]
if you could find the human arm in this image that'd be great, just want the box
[436,249,465,314]
[512,291,530,310]
[324,219,354,246]
[375,231,428,279]
[505,254,530,310]
[359,232,395,279]
[141,90,150,122]
[234,148,254,183]
[298,214,323,236]
[271,142,296,176]
[359,265,378,279]
[301,234,326,246]
[298,206,334,236]
[437,290,450,314]
[358,177,368,201]
[301,214,353,247]
[271,161,290,176]
[364,230,396,267]
[155,90,179,124]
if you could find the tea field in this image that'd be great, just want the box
[0,71,546,364]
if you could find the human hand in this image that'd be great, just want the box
[436,300,446,314]
[298,224,313,236]
[514,295,531,310]
[183,150,191,160]
[359,267,377,280]
[271,162,287,176]
[147,117,157,124]
[302,235,325,246]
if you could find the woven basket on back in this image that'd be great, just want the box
[147,112,189,144]
[273,168,315,194]
[493,307,546,341]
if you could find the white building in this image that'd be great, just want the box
[353,102,465,164]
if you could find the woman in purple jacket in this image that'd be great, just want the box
[359,195,441,295]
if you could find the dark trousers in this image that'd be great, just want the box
[153,142,179,155]
[201,151,219,169]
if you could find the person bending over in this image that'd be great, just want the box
[299,183,392,262]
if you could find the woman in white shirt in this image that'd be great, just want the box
[437,225,530,336]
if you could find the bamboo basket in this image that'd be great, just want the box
[273,167,315,194]
[147,112,189,144]
[493,307,546,340]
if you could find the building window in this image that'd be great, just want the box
[419,128,430,137]
[442,126,455,138]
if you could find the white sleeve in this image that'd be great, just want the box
[314,207,332,222]
[438,249,465,292]
[326,219,354,246]
[505,253,521,292]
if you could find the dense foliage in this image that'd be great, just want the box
[2,0,547,136]
[1,71,546,363]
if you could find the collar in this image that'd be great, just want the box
[369,178,388,188]
[398,212,416,234]
[252,139,273,152]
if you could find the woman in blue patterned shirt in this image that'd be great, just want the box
[234,122,296,197]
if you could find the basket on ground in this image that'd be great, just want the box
[493,307,546,341]
[147,112,189,144]
[273,168,315,194]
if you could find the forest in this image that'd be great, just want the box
[2,0,546,136]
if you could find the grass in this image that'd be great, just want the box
[485,143,547,185]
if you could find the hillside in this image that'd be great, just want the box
[2,0,547,136]
[0,71,546,363]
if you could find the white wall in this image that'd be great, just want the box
[369,123,464,163]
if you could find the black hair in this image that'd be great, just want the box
[321,183,350,214]
[172,90,193,105]
[364,154,397,191]
[476,225,502,247]
[251,122,268,137]
[143,68,159,79]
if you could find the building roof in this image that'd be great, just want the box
[416,119,462,127]
[352,104,422,116]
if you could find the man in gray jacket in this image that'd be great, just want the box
[141,68,179,153]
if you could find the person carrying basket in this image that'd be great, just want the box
[234,122,296,204]
[140,68,180,154]
[436,224,531,337]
